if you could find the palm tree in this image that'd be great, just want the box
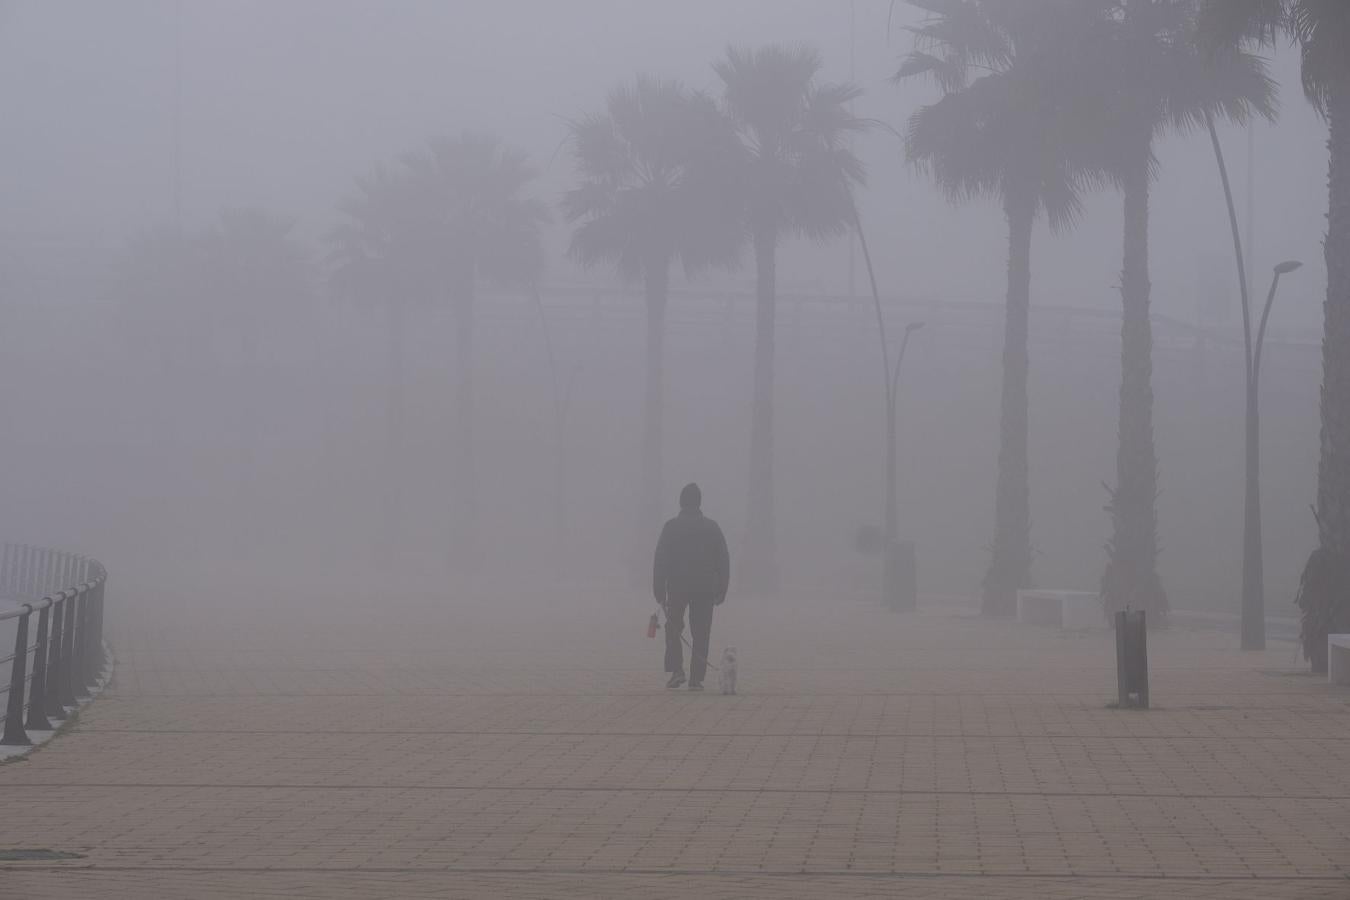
[898,0,1113,615]
[201,208,310,367]
[1199,0,1350,669]
[1096,1,1275,627]
[404,134,548,561]
[109,225,208,482]
[563,76,742,544]
[199,208,311,556]
[715,44,866,591]
[328,164,431,559]
[326,163,432,555]
[111,225,203,380]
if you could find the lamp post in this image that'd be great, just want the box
[1241,260,1302,650]
[885,323,925,551]
[882,321,925,610]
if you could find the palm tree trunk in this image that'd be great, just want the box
[982,193,1034,616]
[1321,84,1350,566]
[531,287,568,556]
[1103,149,1166,623]
[642,260,669,539]
[453,283,477,565]
[382,301,405,562]
[744,226,778,593]
[1300,81,1350,671]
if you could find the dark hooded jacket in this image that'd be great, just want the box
[653,501,731,606]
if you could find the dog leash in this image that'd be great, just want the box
[653,604,718,669]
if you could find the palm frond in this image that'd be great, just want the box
[902,0,1116,230]
[717,43,869,242]
[1196,0,1286,52]
[329,133,545,303]
[564,75,745,283]
[893,49,970,92]
[1293,0,1350,117]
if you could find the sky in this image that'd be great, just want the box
[0,0,1333,327]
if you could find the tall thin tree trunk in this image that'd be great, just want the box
[1299,83,1350,671]
[1103,149,1166,623]
[744,226,778,593]
[641,260,669,540]
[383,301,405,562]
[452,282,477,566]
[982,193,1034,616]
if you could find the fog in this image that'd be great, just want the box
[0,0,1331,620]
[7,4,1350,897]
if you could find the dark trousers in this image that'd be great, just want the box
[664,595,714,684]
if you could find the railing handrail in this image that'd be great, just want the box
[0,585,100,622]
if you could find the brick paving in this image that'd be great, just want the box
[1,587,1348,898]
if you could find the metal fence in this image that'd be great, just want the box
[0,544,107,746]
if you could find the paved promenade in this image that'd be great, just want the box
[2,584,1348,898]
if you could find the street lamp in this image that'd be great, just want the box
[851,200,927,611]
[1241,259,1302,650]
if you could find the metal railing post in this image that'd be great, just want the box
[95,580,105,671]
[2,605,32,745]
[25,600,53,731]
[75,588,93,696]
[88,581,105,683]
[59,588,78,707]
[45,595,66,719]
[71,589,87,697]
[97,580,106,671]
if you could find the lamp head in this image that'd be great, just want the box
[1274,260,1303,275]
[906,321,927,333]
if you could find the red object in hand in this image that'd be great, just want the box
[647,613,660,639]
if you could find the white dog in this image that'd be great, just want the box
[718,647,738,695]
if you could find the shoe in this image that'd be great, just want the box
[688,682,704,691]
[666,671,686,689]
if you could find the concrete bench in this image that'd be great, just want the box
[1330,635,1350,686]
[1017,590,1104,630]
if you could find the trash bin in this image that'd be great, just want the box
[884,541,916,612]
[1114,609,1149,708]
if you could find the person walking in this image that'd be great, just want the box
[653,483,730,690]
